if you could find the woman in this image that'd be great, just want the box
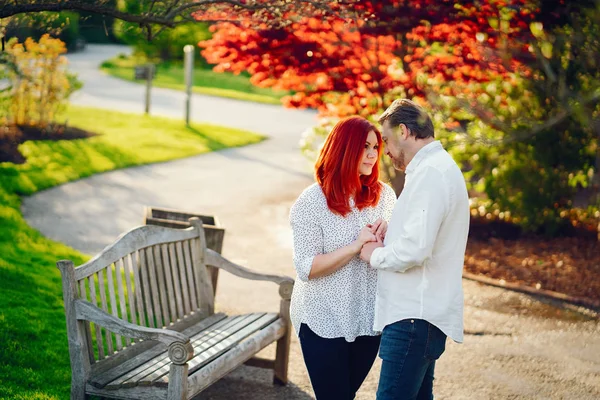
[289,116,397,399]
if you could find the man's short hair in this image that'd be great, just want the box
[378,98,435,139]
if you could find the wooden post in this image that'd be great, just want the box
[145,63,154,115]
[273,281,293,385]
[57,260,91,400]
[183,45,194,126]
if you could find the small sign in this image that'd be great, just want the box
[134,65,155,80]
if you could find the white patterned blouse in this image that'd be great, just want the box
[289,182,397,342]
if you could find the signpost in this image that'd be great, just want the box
[134,64,155,114]
[184,45,194,126]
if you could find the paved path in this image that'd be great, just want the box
[22,45,600,399]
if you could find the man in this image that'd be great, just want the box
[360,99,470,399]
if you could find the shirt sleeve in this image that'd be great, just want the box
[290,192,324,282]
[371,167,448,273]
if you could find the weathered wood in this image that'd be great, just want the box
[146,247,164,328]
[75,225,199,280]
[167,364,188,400]
[168,243,185,320]
[57,260,91,400]
[98,268,115,355]
[91,313,227,389]
[59,214,294,399]
[88,273,105,360]
[139,249,155,328]
[160,244,177,324]
[205,249,295,287]
[107,263,123,351]
[186,318,286,396]
[130,251,147,327]
[182,240,198,312]
[274,297,292,385]
[144,314,270,386]
[116,259,131,347]
[175,241,191,316]
[79,278,95,364]
[115,315,256,388]
[75,300,191,346]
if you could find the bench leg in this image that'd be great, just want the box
[273,298,291,385]
[167,364,189,400]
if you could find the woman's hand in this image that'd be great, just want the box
[368,218,387,243]
[357,226,377,245]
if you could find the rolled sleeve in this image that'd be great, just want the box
[290,199,323,282]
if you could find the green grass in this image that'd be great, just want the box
[101,54,289,105]
[0,105,264,399]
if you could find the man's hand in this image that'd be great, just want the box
[367,218,388,243]
[360,241,383,263]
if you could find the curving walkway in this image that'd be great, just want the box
[21,45,600,400]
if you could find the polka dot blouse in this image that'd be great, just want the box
[289,182,397,342]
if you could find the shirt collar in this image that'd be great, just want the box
[405,140,442,173]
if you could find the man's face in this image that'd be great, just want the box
[381,120,407,171]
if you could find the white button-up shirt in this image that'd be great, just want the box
[370,141,470,343]
[289,183,397,342]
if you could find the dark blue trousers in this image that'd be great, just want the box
[299,323,381,400]
[376,319,447,400]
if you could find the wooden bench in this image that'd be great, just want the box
[57,218,294,400]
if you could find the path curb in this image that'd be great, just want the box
[462,271,600,312]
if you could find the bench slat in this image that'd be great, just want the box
[116,259,131,347]
[182,240,198,312]
[168,243,185,320]
[104,314,253,389]
[90,312,228,389]
[134,314,266,387]
[130,251,147,328]
[155,313,279,385]
[107,263,123,351]
[145,247,164,328]
[123,255,138,342]
[79,278,95,363]
[175,242,191,316]
[88,274,105,360]
[153,245,170,325]
[98,269,114,355]
[139,249,155,328]
[160,244,177,324]
[186,318,286,395]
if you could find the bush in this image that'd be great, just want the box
[4,35,81,128]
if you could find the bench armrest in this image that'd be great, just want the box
[205,249,294,300]
[75,300,194,364]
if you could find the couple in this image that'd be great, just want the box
[289,99,470,400]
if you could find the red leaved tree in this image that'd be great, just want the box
[198,0,543,119]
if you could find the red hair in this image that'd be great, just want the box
[315,116,383,217]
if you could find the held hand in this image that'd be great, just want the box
[369,218,388,243]
[360,241,383,263]
[357,226,377,245]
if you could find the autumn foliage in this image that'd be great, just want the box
[198,0,547,118]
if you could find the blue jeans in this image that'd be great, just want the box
[299,323,381,400]
[376,319,447,400]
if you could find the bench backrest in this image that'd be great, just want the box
[66,219,214,367]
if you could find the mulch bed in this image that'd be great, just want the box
[0,123,96,164]
[465,218,599,306]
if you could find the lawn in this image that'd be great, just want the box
[101,54,290,105]
[0,105,264,399]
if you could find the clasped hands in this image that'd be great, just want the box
[355,218,386,264]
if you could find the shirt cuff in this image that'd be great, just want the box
[370,246,385,269]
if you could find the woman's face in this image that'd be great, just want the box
[359,130,379,176]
